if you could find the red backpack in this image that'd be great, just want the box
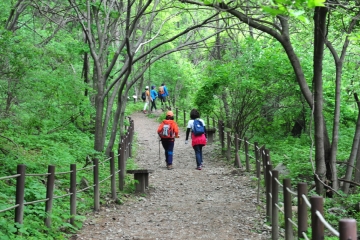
[158,122,174,138]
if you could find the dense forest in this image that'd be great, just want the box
[1,0,360,238]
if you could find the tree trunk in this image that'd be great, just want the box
[342,93,360,193]
[313,6,328,194]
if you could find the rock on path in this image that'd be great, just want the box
[71,111,268,239]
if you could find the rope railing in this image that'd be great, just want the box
[0,174,21,180]
[0,117,135,232]
[25,173,51,177]
[176,109,358,240]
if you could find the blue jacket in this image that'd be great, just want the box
[150,89,158,100]
[161,85,169,97]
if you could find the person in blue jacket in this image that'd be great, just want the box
[150,85,158,112]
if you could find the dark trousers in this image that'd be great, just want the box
[161,140,174,165]
[151,100,157,111]
[193,145,203,167]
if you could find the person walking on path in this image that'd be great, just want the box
[150,85,158,112]
[158,83,169,110]
[185,108,207,170]
[157,111,179,170]
[143,86,150,114]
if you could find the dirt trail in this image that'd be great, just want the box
[71,111,269,239]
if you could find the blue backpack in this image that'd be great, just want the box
[192,119,205,136]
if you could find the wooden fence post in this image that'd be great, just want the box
[266,162,272,223]
[15,164,26,226]
[254,142,260,178]
[110,152,116,200]
[219,120,225,154]
[339,219,357,240]
[298,182,308,238]
[70,164,76,225]
[226,132,231,161]
[272,170,279,240]
[311,196,324,239]
[283,178,294,240]
[119,137,125,191]
[254,142,260,203]
[128,120,133,158]
[45,165,55,228]
[93,158,99,211]
[244,137,250,171]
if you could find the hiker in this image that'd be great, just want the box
[157,111,180,170]
[142,86,150,114]
[185,108,207,170]
[150,85,158,112]
[158,83,169,110]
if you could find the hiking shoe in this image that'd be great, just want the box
[167,165,173,170]
[196,166,202,170]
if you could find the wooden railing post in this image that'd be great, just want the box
[244,137,250,171]
[254,142,260,203]
[45,165,55,227]
[272,170,279,240]
[339,219,357,240]
[226,132,231,161]
[254,142,260,178]
[119,137,125,191]
[15,164,26,226]
[219,120,225,154]
[110,152,116,200]
[283,178,294,240]
[128,119,133,158]
[70,164,76,225]
[311,196,324,239]
[265,162,272,222]
[298,182,308,238]
[93,158,99,211]
[261,145,266,180]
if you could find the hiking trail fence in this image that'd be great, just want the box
[179,109,357,240]
[0,118,134,230]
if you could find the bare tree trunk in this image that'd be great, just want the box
[342,93,360,193]
[313,6,328,194]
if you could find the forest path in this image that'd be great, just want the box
[71,110,269,239]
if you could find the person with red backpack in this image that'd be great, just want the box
[185,109,207,170]
[157,111,179,170]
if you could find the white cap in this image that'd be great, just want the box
[145,86,149,89]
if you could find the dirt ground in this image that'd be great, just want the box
[71,110,270,240]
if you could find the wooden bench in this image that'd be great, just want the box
[207,128,216,144]
[126,169,154,193]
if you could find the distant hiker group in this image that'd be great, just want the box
[157,109,207,170]
[142,83,169,113]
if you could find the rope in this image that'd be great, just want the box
[315,210,339,237]
[286,187,297,196]
[0,174,21,180]
[24,198,49,205]
[0,204,19,213]
[302,194,311,208]
[25,173,51,177]
[53,192,73,199]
